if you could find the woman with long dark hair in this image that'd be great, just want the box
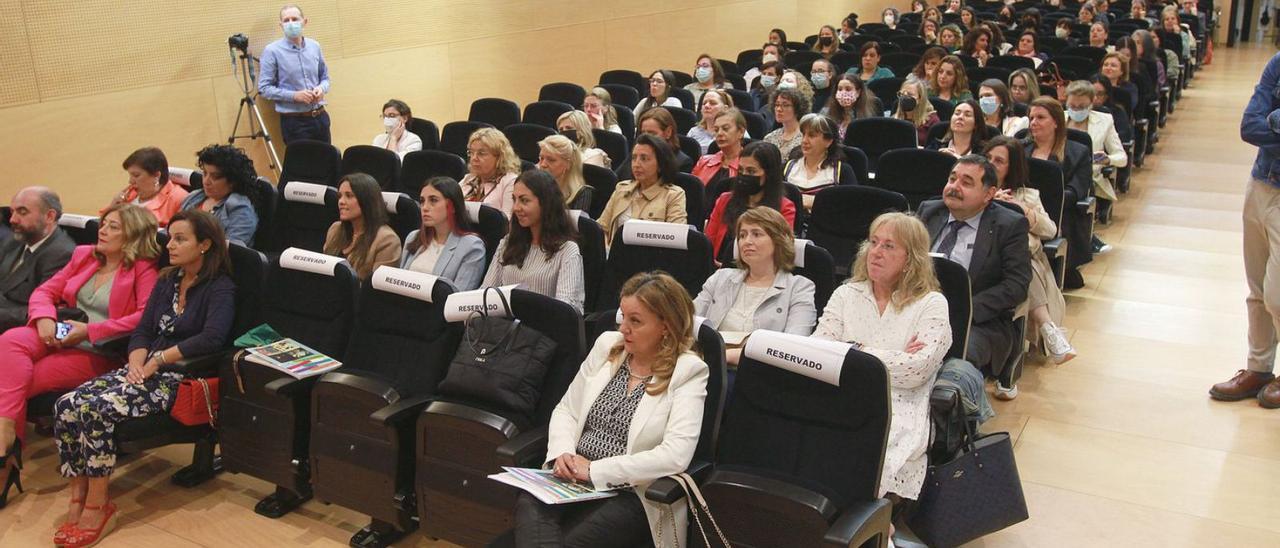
[401,177,486,290]
[785,114,857,208]
[821,74,877,141]
[703,141,796,265]
[322,173,401,280]
[481,170,584,312]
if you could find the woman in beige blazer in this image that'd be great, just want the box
[515,272,708,548]
[323,173,401,280]
[598,134,688,247]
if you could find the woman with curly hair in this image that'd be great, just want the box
[179,144,260,245]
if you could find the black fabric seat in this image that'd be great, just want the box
[599,83,640,109]
[539,82,587,107]
[440,121,494,159]
[673,172,707,230]
[400,150,466,196]
[794,240,837,313]
[247,176,280,251]
[695,332,892,548]
[592,128,629,170]
[503,123,557,163]
[309,272,463,546]
[595,222,714,312]
[218,249,358,518]
[573,213,607,313]
[879,54,919,78]
[341,145,401,191]
[807,186,909,276]
[839,145,871,185]
[281,139,342,187]
[272,181,338,253]
[669,107,698,134]
[469,98,522,130]
[871,148,958,210]
[522,100,575,129]
[57,214,100,246]
[406,118,440,151]
[844,117,917,173]
[382,192,419,242]
[416,289,587,546]
[583,164,619,220]
[1026,158,1069,288]
[465,202,510,269]
[986,55,1035,72]
[599,69,648,98]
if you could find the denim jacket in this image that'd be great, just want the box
[1243,52,1280,186]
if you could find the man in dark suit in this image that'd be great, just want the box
[0,187,75,331]
[918,155,1031,399]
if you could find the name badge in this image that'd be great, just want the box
[443,285,518,322]
[371,266,440,303]
[620,220,689,250]
[279,247,344,276]
[743,330,851,386]
[284,181,329,205]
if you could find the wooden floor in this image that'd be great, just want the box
[2,44,1277,548]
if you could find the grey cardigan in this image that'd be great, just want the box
[693,269,817,335]
[399,230,487,291]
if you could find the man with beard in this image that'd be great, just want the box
[918,155,1031,399]
[0,187,75,331]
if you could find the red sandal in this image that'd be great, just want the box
[53,495,85,546]
[62,501,117,548]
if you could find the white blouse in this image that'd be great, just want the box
[813,281,952,499]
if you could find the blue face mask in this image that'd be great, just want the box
[283,21,304,39]
[979,96,1000,115]
[1067,108,1091,122]
[760,75,777,88]
[695,67,713,83]
[812,73,830,89]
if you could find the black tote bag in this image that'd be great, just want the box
[909,427,1029,548]
[437,288,557,415]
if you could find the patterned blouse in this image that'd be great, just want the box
[575,357,649,461]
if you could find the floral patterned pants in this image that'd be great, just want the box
[54,368,182,477]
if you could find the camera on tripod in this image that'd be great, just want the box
[228,33,250,53]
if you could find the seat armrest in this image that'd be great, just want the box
[643,460,714,504]
[1076,196,1096,216]
[160,349,234,377]
[370,395,435,426]
[823,498,893,547]
[424,400,520,440]
[1043,237,1066,260]
[315,372,398,403]
[91,333,132,357]
[496,426,549,467]
[263,375,319,397]
[704,469,839,521]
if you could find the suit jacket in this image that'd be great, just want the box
[27,245,159,343]
[693,268,817,335]
[0,228,76,330]
[918,199,1031,325]
[399,230,487,291]
[545,332,709,547]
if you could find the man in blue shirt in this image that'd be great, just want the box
[258,4,331,144]
[1212,52,1280,408]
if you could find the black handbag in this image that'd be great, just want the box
[437,288,557,415]
[909,423,1029,548]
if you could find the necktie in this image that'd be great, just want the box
[9,248,32,274]
[935,220,966,259]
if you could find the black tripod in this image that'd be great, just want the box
[228,48,282,176]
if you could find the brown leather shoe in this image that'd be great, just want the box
[1259,378,1280,409]
[1209,370,1275,401]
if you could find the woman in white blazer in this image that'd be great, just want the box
[694,207,817,366]
[515,272,709,548]
[400,177,487,290]
[1064,81,1127,205]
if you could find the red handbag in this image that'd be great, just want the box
[170,378,219,426]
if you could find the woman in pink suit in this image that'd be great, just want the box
[0,203,160,507]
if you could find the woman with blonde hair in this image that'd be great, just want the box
[516,271,708,547]
[1008,67,1041,105]
[537,135,593,211]
[459,127,521,216]
[556,110,611,168]
[688,89,736,154]
[583,87,622,134]
[894,78,939,146]
[812,25,842,58]
[695,207,817,365]
[814,211,951,504]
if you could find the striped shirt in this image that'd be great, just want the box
[481,238,585,313]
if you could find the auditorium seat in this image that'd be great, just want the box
[522,100,575,129]
[407,118,441,151]
[399,150,467,196]
[503,123,557,164]
[440,121,494,160]
[928,255,975,463]
[872,148,958,210]
[272,181,338,253]
[1026,158,1069,288]
[794,240,838,313]
[599,69,648,98]
[807,186,909,276]
[599,83,640,110]
[844,117,918,173]
[673,172,707,230]
[341,145,401,191]
[583,164,619,220]
[57,214,100,245]
[839,145,871,185]
[591,128,629,171]
[596,220,714,312]
[382,192,419,242]
[280,140,342,187]
[248,176,279,250]
[468,98,522,130]
[669,107,698,134]
[464,202,509,268]
[538,82,587,107]
[571,212,607,313]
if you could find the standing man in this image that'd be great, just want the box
[1212,52,1280,408]
[0,187,75,332]
[258,4,331,144]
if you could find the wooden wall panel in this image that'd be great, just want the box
[0,0,881,213]
[0,3,39,107]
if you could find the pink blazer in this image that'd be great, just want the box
[27,245,159,343]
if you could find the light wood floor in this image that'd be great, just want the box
[2,44,1277,548]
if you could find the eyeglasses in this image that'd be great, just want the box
[466,149,492,158]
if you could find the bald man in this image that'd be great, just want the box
[0,187,75,331]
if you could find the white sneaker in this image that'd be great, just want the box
[1040,323,1077,364]
[994,382,1019,400]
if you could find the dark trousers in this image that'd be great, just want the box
[513,490,651,548]
[279,110,331,144]
[968,318,1017,382]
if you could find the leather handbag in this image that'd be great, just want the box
[170,377,219,427]
[437,288,557,415]
[909,423,1029,548]
[661,472,731,548]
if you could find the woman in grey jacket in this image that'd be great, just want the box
[693,206,817,365]
[400,177,487,291]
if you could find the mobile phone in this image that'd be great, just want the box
[55,322,72,340]
[1092,151,1107,162]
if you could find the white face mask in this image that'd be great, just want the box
[1056,27,1071,38]
[762,53,778,64]
[383,116,399,132]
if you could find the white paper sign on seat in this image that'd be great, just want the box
[743,330,851,387]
